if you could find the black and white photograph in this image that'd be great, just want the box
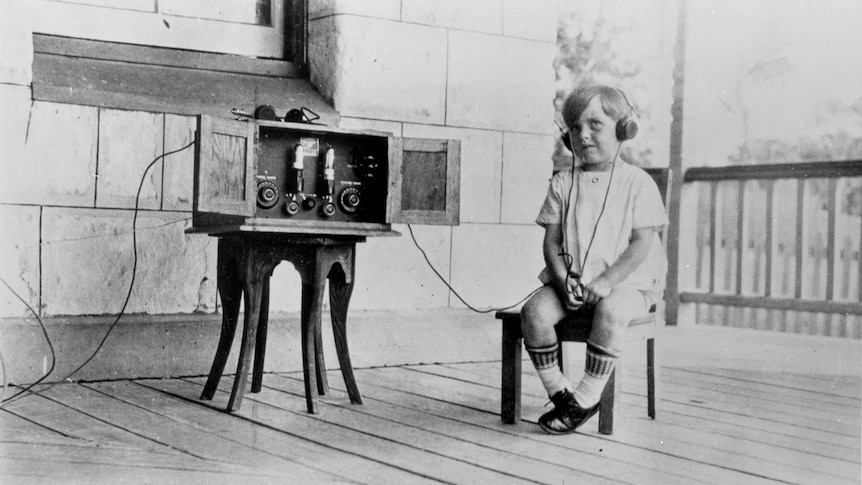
[0,0,860,483]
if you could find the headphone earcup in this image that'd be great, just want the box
[254,105,279,121]
[616,118,638,141]
[561,132,573,152]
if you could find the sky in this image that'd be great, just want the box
[684,0,862,163]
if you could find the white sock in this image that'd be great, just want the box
[573,342,618,408]
[526,343,574,397]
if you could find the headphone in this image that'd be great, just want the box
[559,88,638,152]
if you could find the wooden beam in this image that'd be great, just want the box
[685,160,862,182]
[665,0,687,326]
[679,292,862,315]
[33,34,302,78]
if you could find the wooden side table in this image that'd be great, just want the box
[199,233,364,413]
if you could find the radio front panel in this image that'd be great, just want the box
[255,126,390,223]
[192,115,461,235]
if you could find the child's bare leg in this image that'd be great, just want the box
[574,287,648,408]
[520,286,573,397]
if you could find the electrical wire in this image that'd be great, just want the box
[407,224,541,313]
[0,277,56,405]
[0,140,195,406]
[559,141,623,298]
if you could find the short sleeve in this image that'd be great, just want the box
[632,170,668,231]
[535,171,569,227]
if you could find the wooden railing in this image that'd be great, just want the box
[678,160,862,337]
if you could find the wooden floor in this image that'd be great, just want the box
[1,326,860,484]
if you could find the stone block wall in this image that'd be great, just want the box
[308,0,559,310]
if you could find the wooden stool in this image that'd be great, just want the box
[199,233,364,413]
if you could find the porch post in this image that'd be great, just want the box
[666,0,687,326]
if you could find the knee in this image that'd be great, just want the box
[593,300,629,333]
[520,295,556,334]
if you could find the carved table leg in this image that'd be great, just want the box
[300,274,326,414]
[226,245,273,412]
[328,245,362,404]
[201,239,243,401]
[251,277,271,393]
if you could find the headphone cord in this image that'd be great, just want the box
[407,225,541,313]
[559,142,623,296]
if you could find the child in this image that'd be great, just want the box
[521,85,667,434]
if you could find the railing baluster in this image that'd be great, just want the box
[765,180,774,298]
[795,179,805,300]
[736,181,745,295]
[826,178,838,301]
[709,182,718,294]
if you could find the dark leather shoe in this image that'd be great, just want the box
[538,389,599,435]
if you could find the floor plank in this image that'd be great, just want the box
[353,367,775,484]
[127,378,434,485]
[425,362,862,474]
[262,373,629,485]
[189,376,580,485]
[371,365,857,485]
[274,372,727,485]
[31,382,349,482]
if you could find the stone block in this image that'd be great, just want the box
[0,0,33,85]
[41,208,217,316]
[0,84,31,180]
[308,15,340,105]
[447,30,556,133]
[309,0,401,20]
[0,101,98,207]
[351,224,452,310]
[402,0,502,34]
[503,0,558,42]
[403,123,503,224]
[162,114,197,212]
[501,132,556,224]
[0,205,40,318]
[310,15,448,124]
[96,109,164,210]
[449,223,545,310]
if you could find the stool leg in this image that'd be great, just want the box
[201,242,242,401]
[501,317,522,424]
[251,277,271,393]
[598,367,618,435]
[301,279,326,414]
[329,261,361,404]
[647,337,658,419]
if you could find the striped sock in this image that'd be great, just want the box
[526,343,573,398]
[573,341,620,408]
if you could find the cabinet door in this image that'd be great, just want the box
[194,115,257,217]
[387,137,460,225]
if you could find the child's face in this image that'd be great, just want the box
[568,96,622,170]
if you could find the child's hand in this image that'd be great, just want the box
[582,277,612,305]
[564,279,584,310]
